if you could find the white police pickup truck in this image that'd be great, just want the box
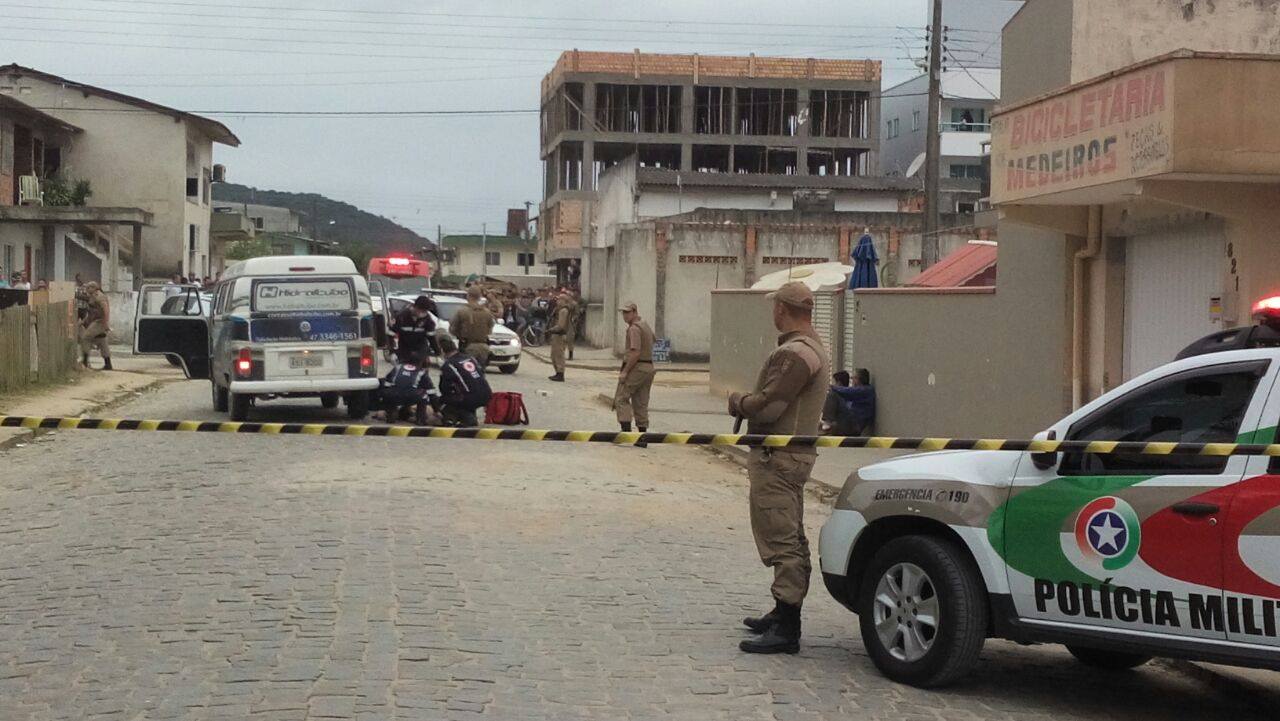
[819,302,1280,687]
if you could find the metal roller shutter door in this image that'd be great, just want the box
[1123,222,1225,379]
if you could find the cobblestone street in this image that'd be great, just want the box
[2,370,1277,720]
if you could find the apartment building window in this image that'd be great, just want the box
[202,168,212,205]
[484,251,501,266]
[252,217,264,230]
[186,177,199,199]
[949,164,984,179]
[517,252,535,267]
[912,110,921,131]
[885,118,901,139]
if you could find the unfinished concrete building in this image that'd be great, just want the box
[539,50,882,281]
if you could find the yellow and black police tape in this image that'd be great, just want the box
[4,415,1280,456]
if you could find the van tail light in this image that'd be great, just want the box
[360,345,374,373]
[235,347,253,378]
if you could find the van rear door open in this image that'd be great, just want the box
[134,284,210,379]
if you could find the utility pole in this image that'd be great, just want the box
[922,0,944,269]
[480,222,488,279]
[523,201,533,275]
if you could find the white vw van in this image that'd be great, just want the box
[134,256,387,421]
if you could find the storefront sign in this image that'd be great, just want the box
[992,63,1173,203]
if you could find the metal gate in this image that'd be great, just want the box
[1123,222,1225,379]
[812,290,844,371]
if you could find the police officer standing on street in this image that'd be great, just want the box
[452,285,494,367]
[79,281,113,370]
[728,281,829,654]
[547,291,572,382]
[614,302,656,439]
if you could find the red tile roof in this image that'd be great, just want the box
[908,242,997,288]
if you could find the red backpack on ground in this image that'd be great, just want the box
[485,391,530,425]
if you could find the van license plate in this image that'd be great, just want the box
[289,355,324,369]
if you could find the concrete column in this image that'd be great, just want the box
[865,89,882,175]
[838,227,852,263]
[108,230,120,291]
[743,225,759,286]
[654,224,669,338]
[132,224,144,291]
[582,140,595,192]
[680,84,695,172]
[680,143,692,172]
[583,81,596,129]
[796,86,811,176]
[50,226,66,281]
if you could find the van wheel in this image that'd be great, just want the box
[212,381,229,412]
[858,535,987,688]
[346,391,370,420]
[320,392,340,409]
[1066,645,1151,670]
[230,392,252,422]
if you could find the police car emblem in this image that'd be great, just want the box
[1073,496,1141,571]
[299,321,312,333]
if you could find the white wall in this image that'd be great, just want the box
[446,244,548,278]
[8,77,220,279]
[1071,0,1280,83]
[636,188,900,216]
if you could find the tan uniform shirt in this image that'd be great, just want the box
[551,306,571,336]
[84,290,109,327]
[626,320,655,364]
[453,302,494,344]
[732,329,829,445]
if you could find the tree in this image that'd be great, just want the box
[224,237,275,261]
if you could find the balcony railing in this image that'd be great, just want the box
[941,122,991,133]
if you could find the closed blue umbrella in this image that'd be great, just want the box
[849,233,879,289]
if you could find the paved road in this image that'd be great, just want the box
[2,362,1277,720]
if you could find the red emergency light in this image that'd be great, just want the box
[387,257,411,267]
[1253,296,1280,318]
[367,256,430,279]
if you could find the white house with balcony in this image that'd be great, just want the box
[880,68,1000,209]
[0,64,240,281]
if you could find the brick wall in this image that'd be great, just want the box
[543,50,881,97]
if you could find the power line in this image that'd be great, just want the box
[0,23,923,56]
[61,0,931,31]
[0,8,928,47]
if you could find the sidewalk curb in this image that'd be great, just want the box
[522,347,709,374]
[0,372,168,451]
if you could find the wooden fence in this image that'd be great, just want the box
[0,301,80,395]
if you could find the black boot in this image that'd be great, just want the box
[740,601,800,654]
[635,426,648,449]
[742,601,781,633]
[82,353,90,367]
[102,357,113,371]
[548,373,565,382]
[620,421,632,432]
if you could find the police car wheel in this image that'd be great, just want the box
[229,392,252,422]
[320,392,340,409]
[499,363,518,374]
[858,535,987,688]
[1065,645,1151,670]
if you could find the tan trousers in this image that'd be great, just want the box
[464,342,490,367]
[550,335,567,374]
[747,448,815,606]
[79,320,110,360]
[614,363,656,427]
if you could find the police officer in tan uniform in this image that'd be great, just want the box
[547,292,572,382]
[728,281,829,654]
[452,286,494,367]
[614,302,656,438]
[79,281,113,370]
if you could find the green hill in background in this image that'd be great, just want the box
[212,183,432,265]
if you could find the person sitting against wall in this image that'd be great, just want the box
[821,368,876,436]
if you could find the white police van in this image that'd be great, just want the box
[134,256,387,421]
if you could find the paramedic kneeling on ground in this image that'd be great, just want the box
[437,335,492,427]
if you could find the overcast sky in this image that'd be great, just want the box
[7,0,1017,239]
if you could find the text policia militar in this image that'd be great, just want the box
[1003,68,1167,192]
[1035,579,1280,638]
